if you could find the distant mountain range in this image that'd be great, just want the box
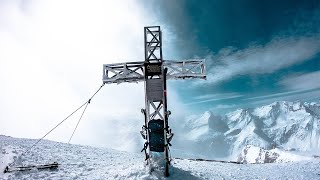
[182,101,320,160]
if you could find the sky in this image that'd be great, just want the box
[0,0,319,152]
[156,0,320,114]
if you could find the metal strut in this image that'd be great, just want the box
[163,67,170,177]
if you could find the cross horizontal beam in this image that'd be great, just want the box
[102,61,145,84]
[102,60,206,84]
[165,60,206,80]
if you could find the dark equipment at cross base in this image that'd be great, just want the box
[102,26,206,176]
[148,119,165,152]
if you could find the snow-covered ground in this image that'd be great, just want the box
[1,135,320,179]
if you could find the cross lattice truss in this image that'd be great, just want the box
[102,62,145,84]
[145,26,162,63]
[149,101,164,120]
[102,60,206,84]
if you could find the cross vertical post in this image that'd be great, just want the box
[143,27,164,152]
[143,26,175,177]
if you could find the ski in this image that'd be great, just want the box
[174,158,242,164]
[4,162,59,173]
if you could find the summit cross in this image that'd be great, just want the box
[102,26,206,176]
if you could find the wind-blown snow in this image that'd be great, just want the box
[1,135,320,179]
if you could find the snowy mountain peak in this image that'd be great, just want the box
[253,101,320,118]
[186,111,211,128]
[226,108,254,129]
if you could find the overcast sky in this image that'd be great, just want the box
[1,0,320,152]
[0,0,186,152]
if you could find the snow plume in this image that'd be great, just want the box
[0,0,178,153]
[198,35,320,86]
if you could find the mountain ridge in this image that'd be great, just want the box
[183,101,320,159]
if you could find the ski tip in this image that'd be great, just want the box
[3,166,9,173]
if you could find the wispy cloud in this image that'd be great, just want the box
[198,35,320,85]
[186,93,243,105]
[246,89,304,100]
[194,92,242,100]
[245,71,320,105]
[208,104,239,115]
[249,88,320,106]
[278,71,320,91]
[211,104,237,109]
